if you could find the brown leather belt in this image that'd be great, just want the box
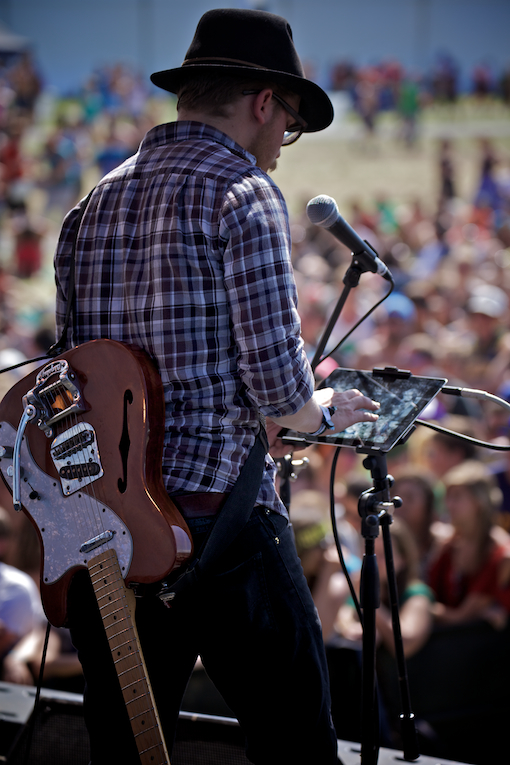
[172,492,229,519]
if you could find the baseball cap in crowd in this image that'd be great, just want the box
[382,292,417,321]
[466,284,508,318]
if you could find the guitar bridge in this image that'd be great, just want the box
[51,422,104,495]
[24,358,85,437]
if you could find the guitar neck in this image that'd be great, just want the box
[88,548,170,765]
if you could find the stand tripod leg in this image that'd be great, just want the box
[380,517,419,761]
[360,533,380,765]
[358,453,420,764]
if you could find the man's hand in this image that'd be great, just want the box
[313,387,380,433]
[266,387,379,457]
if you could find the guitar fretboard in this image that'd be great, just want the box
[88,549,170,764]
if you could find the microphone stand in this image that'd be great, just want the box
[282,244,383,508]
[311,261,366,374]
[278,261,368,508]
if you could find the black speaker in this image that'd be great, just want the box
[0,682,471,765]
[0,683,89,765]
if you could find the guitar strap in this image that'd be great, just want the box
[50,186,270,604]
[157,425,269,605]
[47,186,96,358]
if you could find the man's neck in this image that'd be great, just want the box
[177,107,252,153]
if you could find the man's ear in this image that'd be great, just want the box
[251,88,274,126]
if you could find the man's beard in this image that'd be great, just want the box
[247,121,279,173]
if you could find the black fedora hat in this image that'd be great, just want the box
[150,8,333,133]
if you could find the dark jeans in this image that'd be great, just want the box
[68,506,339,764]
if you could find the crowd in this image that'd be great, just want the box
[0,48,508,764]
[284,96,510,760]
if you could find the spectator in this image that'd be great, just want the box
[0,508,45,681]
[290,489,356,643]
[355,292,418,370]
[2,622,84,693]
[336,517,435,658]
[423,415,481,481]
[428,461,510,628]
[438,139,456,205]
[10,200,47,278]
[391,466,449,581]
[464,283,510,389]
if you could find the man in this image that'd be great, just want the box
[54,9,379,764]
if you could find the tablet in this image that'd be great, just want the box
[281,367,447,453]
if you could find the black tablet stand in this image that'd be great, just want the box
[357,448,419,764]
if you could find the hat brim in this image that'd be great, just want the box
[150,64,334,133]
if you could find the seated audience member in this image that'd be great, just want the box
[336,517,435,658]
[290,490,356,643]
[334,473,372,560]
[424,415,480,480]
[428,460,510,627]
[2,622,84,692]
[0,509,45,681]
[328,517,434,747]
[390,467,450,580]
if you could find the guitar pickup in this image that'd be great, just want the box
[51,422,104,495]
[80,529,116,554]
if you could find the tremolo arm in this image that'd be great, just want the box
[12,357,104,507]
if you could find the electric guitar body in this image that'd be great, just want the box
[0,339,194,763]
[0,338,192,625]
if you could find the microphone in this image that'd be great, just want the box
[306,194,393,281]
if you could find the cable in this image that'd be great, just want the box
[329,446,363,623]
[22,620,51,765]
[0,354,51,375]
[416,418,510,451]
[316,280,394,371]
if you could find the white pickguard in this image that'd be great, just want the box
[0,421,133,585]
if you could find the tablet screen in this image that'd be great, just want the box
[281,368,447,453]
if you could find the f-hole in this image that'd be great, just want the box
[118,389,133,493]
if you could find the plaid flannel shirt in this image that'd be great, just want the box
[54,121,314,513]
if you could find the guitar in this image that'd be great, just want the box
[0,339,194,764]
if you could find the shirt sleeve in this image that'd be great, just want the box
[220,171,314,418]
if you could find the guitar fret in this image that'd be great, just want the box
[111,637,138,654]
[139,745,168,764]
[117,663,145,680]
[123,676,151,692]
[135,723,159,737]
[129,704,157,718]
[100,604,132,623]
[86,549,170,763]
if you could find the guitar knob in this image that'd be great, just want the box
[7,465,24,478]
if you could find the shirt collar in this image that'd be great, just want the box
[140,120,257,166]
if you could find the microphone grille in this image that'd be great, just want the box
[306,195,339,228]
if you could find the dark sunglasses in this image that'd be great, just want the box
[242,90,308,145]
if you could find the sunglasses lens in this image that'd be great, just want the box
[282,130,302,146]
